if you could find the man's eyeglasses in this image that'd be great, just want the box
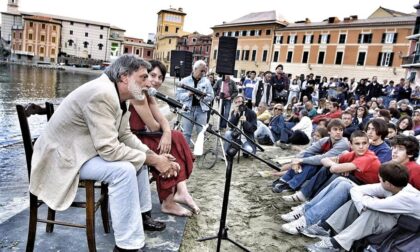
[274,108,283,111]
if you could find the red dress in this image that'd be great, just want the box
[129,105,195,201]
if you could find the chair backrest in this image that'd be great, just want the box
[16,102,54,181]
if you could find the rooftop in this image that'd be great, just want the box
[212,10,287,28]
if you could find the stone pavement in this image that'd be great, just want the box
[0,190,187,252]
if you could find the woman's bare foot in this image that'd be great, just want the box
[173,192,200,214]
[161,199,192,217]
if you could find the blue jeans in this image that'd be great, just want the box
[182,105,208,145]
[255,121,275,143]
[300,166,333,199]
[224,130,256,155]
[303,177,355,226]
[219,99,232,129]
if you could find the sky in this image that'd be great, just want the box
[0,0,416,40]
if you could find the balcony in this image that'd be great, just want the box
[401,54,420,68]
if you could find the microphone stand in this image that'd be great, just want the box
[170,106,280,251]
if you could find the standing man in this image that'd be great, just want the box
[252,71,273,108]
[271,64,290,105]
[176,60,214,146]
[213,75,238,131]
[243,70,258,108]
[30,55,180,252]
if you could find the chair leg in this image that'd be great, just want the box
[46,207,56,233]
[26,193,38,252]
[100,183,110,233]
[85,181,97,252]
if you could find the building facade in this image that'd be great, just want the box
[176,32,212,64]
[154,7,187,70]
[271,7,415,81]
[401,3,420,85]
[11,15,61,63]
[123,36,154,60]
[209,11,287,77]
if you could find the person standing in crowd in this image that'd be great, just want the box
[271,64,290,105]
[288,76,301,104]
[397,81,412,101]
[252,71,273,108]
[213,75,239,131]
[30,55,181,252]
[129,60,200,217]
[224,95,258,157]
[243,70,258,108]
[367,76,383,101]
[176,60,214,146]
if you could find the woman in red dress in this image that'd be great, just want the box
[129,60,199,216]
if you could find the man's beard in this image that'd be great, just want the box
[128,79,145,101]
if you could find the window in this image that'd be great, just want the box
[236,50,240,60]
[53,25,56,31]
[288,35,296,44]
[358,33,372,44]
[235,31,239,36]
[286,51,293,63]
[227,31,232,37]
[164,26,168,32]
[273,51,279,62]
[382,33,398,44]
[169,39,171,44]
[28,45,32,52]
[251,50,257,61]
[39,57,44,61]
[41,35,45,42]
[51,48,55,55]
[302,51,309,63]
[70,21,74,25]
[70,30,73,35]
[318,34,330,44]
[303,35,313,44]
[213,49,217,60]
[100,26,104,30]
[266,29,271,35]
[335,51,343,65]
[243,50,250,61]
[339,34,346,44]
[40,47,44,54]
[85,23,89,27]
[100,34,103,39]
[85,32,88,37]
[68,40,74,46]
[147,51,151,57]
[83,41,89,48]
[250,30,255,36]
[136,49,140,55]
[29,22,33,27]
[377,52,394,67]
[98,43,103,50]
[124,47,128,53]
[28,33,33,40]
[41,24,46,29]
[357,52,366,66]
[215,32,219,37]
[274,35,283,44]
[176,27,179,33]
[52,37,56,43]
[318,51,325,64]
[262,50,268,62]
[241,30,247,36]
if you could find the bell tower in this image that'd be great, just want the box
[7,0,19,13]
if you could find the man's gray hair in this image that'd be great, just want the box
[193,60,207,70]
[104,54,151,83]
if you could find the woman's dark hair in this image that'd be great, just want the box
[396,115,413,132]
[356,105,368,118]
[378,109,391,122]
[148,60,167,82]
[379,162,409,188]
[389,107,401,119]
[391,135,420,161]
[365,118,388,140]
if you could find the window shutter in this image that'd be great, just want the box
[303,35,306,43]
[381,33,386,43]
[368,34,373,43]
[310,35,314,44]
[280,36,283,44]
[393,33,398,44]
[358,34,362,43]
[327,34,331,43]
[377,52,383,66]
[318,34,322,44]
[273,36,276,44]
[389,52,394,67]
[287,36,290,44]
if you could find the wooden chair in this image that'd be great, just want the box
[16,102,110,252]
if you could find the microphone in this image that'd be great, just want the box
[148,88,189,111]
[177,83,207,97]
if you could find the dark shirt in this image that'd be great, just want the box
[192,76,200,106]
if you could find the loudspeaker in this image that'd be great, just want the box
[216,37,237,75]
[170,50,193,78]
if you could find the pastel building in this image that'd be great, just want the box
[123,36,154,60]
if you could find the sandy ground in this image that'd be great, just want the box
[179,140,314,252]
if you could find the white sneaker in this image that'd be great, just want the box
[280,207,304,222]
[306,237,339,251]
[281,215,307,235]
[291,203,306,211]
[282,191,307,202]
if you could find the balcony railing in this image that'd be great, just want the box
[402,55,420,65]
